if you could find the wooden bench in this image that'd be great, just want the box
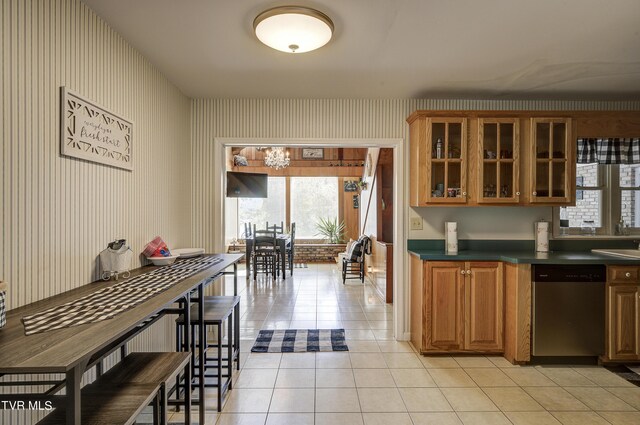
[38,352,191,425]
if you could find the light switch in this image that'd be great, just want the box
[410,217,423,230]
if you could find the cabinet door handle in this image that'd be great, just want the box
[461,270,466,275]
[466,270,471,274]
[625,272,632,278]
[462,192,467,196]
[532,191,537,196]
[516,191,521,196]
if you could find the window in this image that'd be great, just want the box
[558,164,605,234]
[576,177,584,200]
[237,177,286,237]
[620,164,640,227]
[555,164,640,236]
[229,175,343,241]
[290,177,339,239]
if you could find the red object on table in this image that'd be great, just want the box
[143,236,171,257]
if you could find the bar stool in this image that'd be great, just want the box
[175,296,240,411]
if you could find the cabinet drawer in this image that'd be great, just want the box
[608,266,640,283]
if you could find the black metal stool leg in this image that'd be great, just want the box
[182,293,192,425]
[228,315,233,390]
[235,304,240,370]
[152,392,160,425]
[160,386,167,425]
[217,322,223,411]
[191,323,196,385]
[175,322,182,352]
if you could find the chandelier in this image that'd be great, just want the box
[264,147,290,170]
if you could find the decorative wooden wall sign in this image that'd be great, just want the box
[60,87,133,170]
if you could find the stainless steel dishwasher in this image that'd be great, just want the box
[532,264,606,357]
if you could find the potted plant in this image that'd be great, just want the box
[315,217,346,244]
[356,179,368,191]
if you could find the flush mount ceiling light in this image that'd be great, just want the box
[253,6,334,53]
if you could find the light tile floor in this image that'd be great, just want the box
[161,264,638,425]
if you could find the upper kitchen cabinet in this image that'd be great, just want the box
[409,111,583,207]
[409,116,468,206]
[477,118,520,204]
[527,117,575,204]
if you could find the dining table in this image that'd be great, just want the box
[0,253,243,425]
[244,233,291,279]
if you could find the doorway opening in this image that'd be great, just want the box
[214,138,407,341]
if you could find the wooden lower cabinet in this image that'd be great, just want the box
[425,262,465,350]
[503,263,532,364]
[415,260,504,353]
[465,262,504,351]
[607,282,640,361]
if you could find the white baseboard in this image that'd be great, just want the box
[397,332,410,341]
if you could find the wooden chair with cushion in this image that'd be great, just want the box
[342,235,372,284]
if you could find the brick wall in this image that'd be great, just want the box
[621,166,638,226]
[560,164,640,228]
[228,243,346,263]
[294,244,347,263]
[561,163,600,227]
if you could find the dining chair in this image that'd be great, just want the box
[286,223,296,275]
[242,222,254,275]
[265,221,284,233]
[243,222,253,240]
[252,227,278,280]
[342,235,372,284]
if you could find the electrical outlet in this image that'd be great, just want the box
[410,217,423,230]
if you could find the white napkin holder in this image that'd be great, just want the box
[99,246,133,280]
[445,222,458,254]
[535,221,550,252]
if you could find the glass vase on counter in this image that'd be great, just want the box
[580,220,596,236]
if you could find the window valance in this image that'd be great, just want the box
[577,138,640,164]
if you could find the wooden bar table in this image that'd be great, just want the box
[0,253,243,425]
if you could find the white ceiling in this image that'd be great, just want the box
[82,0,640,100]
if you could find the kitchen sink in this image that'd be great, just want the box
[591,249,640,259]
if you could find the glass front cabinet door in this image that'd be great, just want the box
[424,118,468,204]
[477,118,520,204]
[530,118,574,204]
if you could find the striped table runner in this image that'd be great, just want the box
[22,256,223,335]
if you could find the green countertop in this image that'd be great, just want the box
[408,249,640,264]
[407,239,640,264]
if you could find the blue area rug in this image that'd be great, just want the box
[251,329,348,352]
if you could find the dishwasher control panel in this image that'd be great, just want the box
[533,265,606,283]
